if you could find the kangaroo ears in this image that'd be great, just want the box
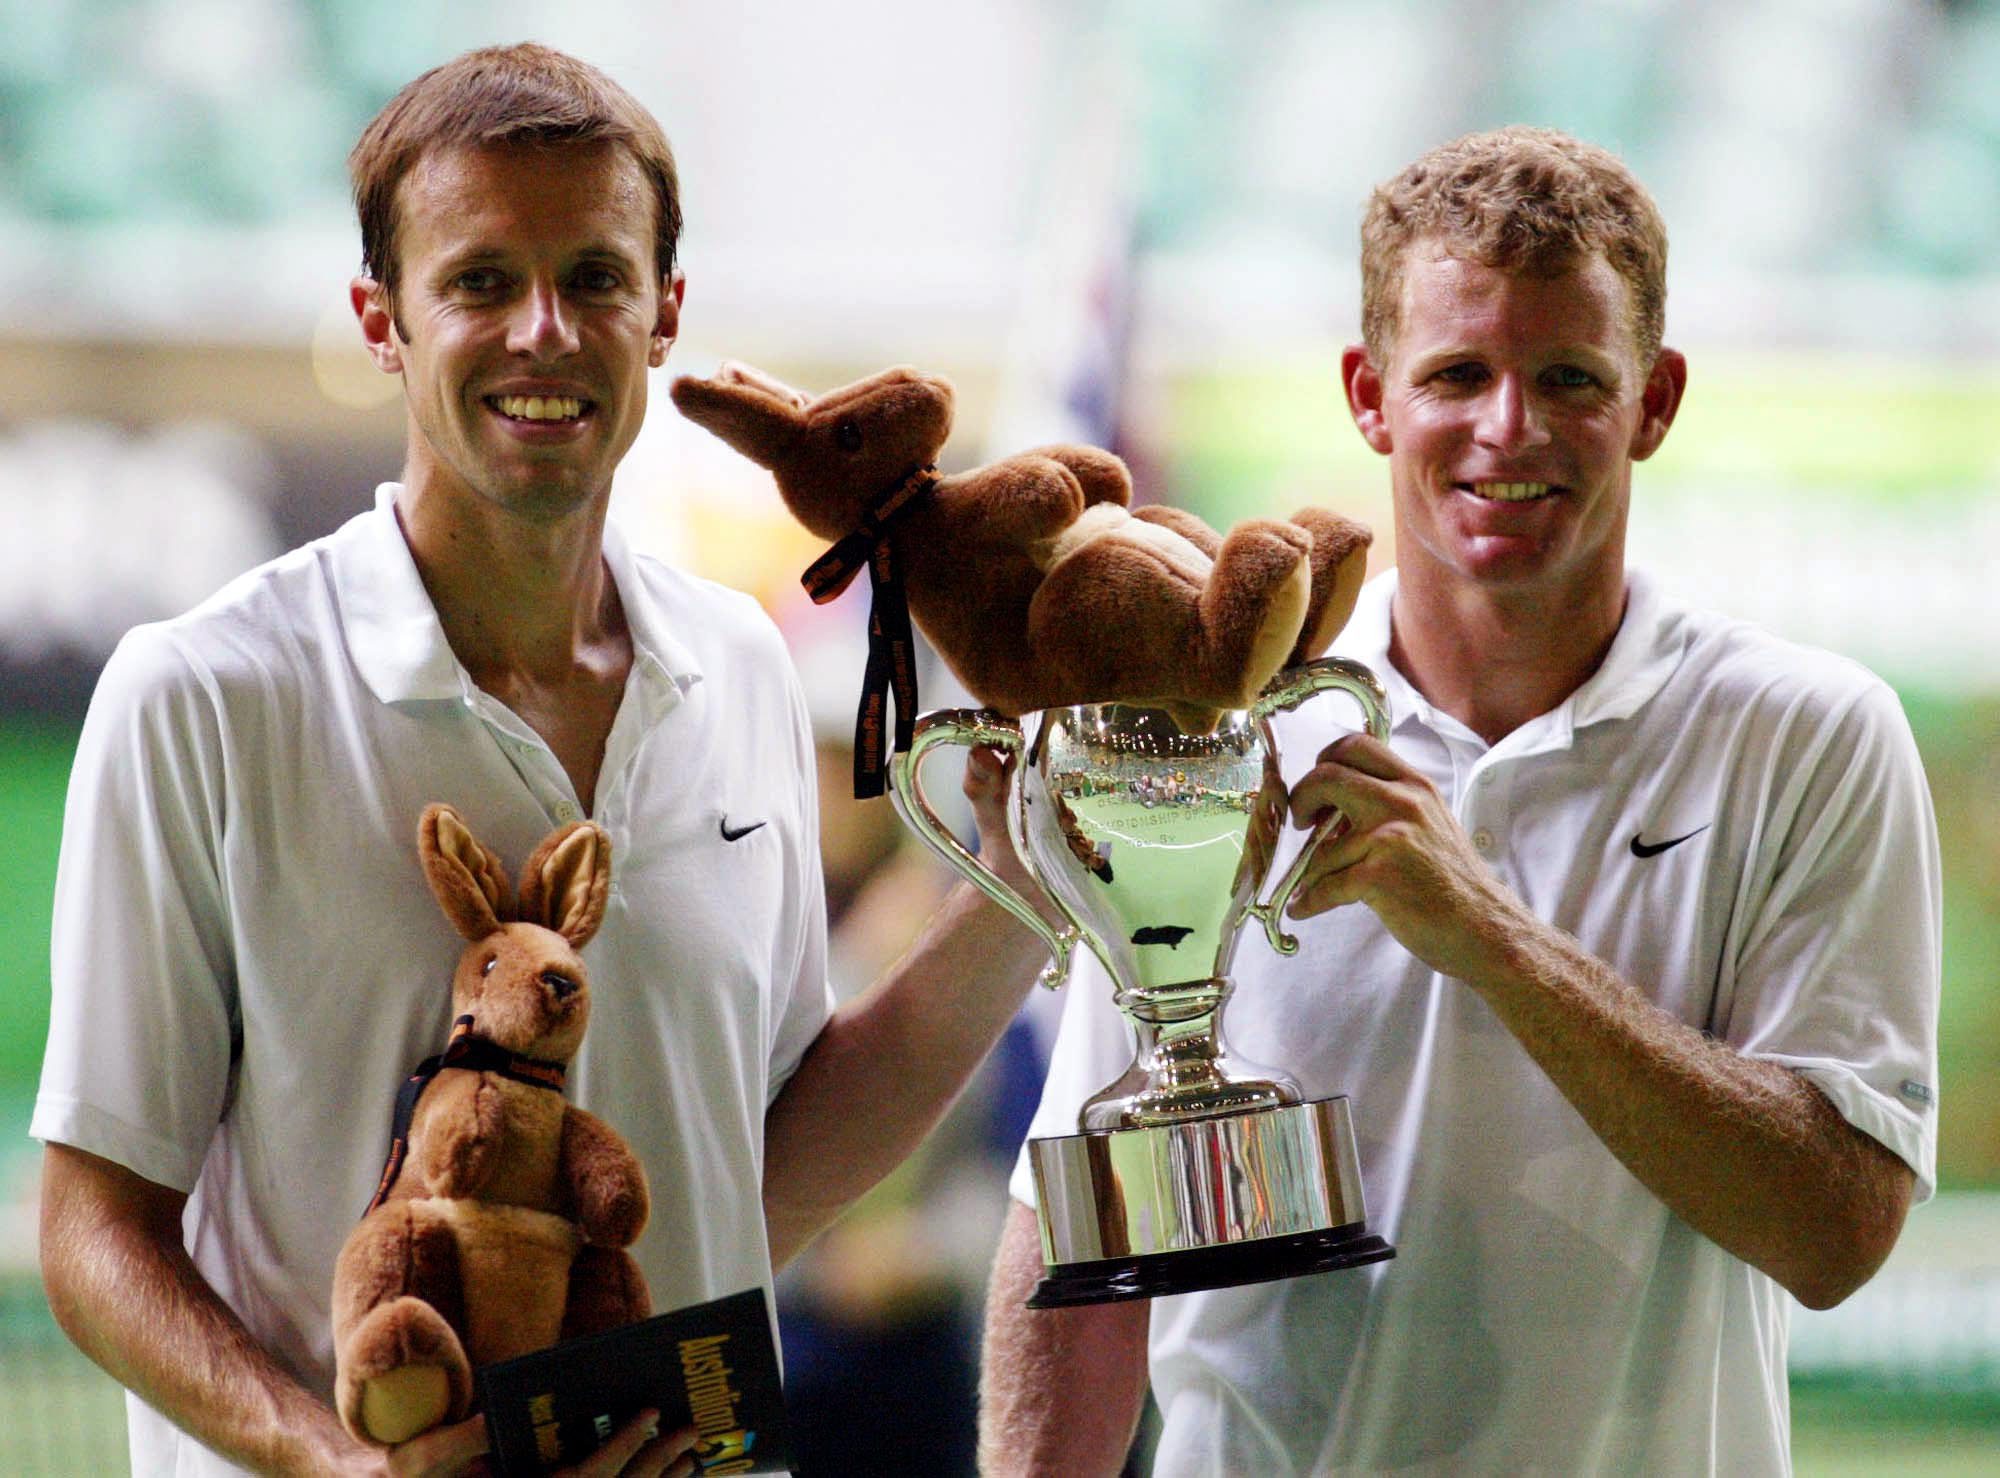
[518,821,613,949]
[715,361,811,409]
[670,362,809,464]
[420,804,512,941]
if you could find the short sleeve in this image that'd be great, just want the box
[31,625,239,1192]
[1722,677,1942,1197]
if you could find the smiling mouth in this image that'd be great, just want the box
[487,394,592,423]
[1461,480,1556,502]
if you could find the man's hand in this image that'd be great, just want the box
[963,740,1075,935]
[1286,731,1534,986]
[963,741,1030,890]
[555,1414,701,1478]
[359,1411,697,1477]
[40,1145,698,1477]
[363,1414,489,1476]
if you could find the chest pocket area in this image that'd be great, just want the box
[672,809,790,977]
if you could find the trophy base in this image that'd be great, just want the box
[1026,1095,1391,1308]
[1029,1224,1393,1307]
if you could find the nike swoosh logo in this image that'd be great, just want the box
[1629,825,1710,859]
[719,817,767,843]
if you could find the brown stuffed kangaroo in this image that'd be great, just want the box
[332,804,650,1446]
[670,363,1372,720]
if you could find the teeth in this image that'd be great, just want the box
[493,395,585,421]
[1470,481,1551,501]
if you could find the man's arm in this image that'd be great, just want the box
[39,1143,494,1476]
[762,748,1052,1265]
[979,1201,1150,1478]
[1288,734,1913,1309]
[44,1147,706,1478]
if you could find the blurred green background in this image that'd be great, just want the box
[2,0,1996,1472]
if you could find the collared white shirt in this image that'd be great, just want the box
[1014,569,1940,1476]
[38,486,834,1476]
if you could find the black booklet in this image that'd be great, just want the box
[478,1287,794,1475]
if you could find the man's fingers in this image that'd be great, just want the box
[963,742,1015,796]
[1312,731,1409,780]
[1289,860,1364,918]
[1297,809,1354,854]
[552,1411,691,1477]
[607,1419,702,1478]
[1292,733,1438,830]
[1289,761,1388,831]
[645,1423,703,1478]
[1288,872,1356,919]
[1287,823,1371,918]
[384,1413,491,1477]
[636,1424,708,1478]
[962,744,1017,830]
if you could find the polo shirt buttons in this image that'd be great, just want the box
[1472,828,1496,853]
[555,801,580,824]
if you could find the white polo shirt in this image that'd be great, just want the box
[1012,569,1941,1476]
[36,485,835,1477]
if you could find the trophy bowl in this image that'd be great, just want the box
[889,658,1396,1306]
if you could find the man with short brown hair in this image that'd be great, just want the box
[346,43,685,313]
[980,127,1940,1475]
[36,43,1049,1477]
[1358,125,1668,365]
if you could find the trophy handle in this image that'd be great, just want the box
[887,709,1079,990]
[1246,657,1393,956]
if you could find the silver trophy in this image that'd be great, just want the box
[889,657,1395,1306]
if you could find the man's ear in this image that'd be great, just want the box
[1630,347,1687,462]
[1342,344,1393,456]
[648,269,686,369]
[351,276,403,376]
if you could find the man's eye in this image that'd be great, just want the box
[574,265,621,292]
[453,269,503,293]
[1435,362,1486,385]
[1545,364,1595,388]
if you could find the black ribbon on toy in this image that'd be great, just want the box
[363,1013,568,1216]
[799,464,939,799]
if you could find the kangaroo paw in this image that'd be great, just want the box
[336,1296,472,1446]
[1201,521,1313,703]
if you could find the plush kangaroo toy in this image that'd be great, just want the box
[332,804,650,1446]
[670,363,1372,724]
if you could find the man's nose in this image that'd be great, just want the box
[506,279,579,359]
[1474,375,1550,452]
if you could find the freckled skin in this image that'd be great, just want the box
[1347,250,1677,613]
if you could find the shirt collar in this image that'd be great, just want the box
[1336,566,1685,751]
[337,483,705,707]
[599,509,704,700]
[1563,568,1684,731]
[338,484,463,705]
